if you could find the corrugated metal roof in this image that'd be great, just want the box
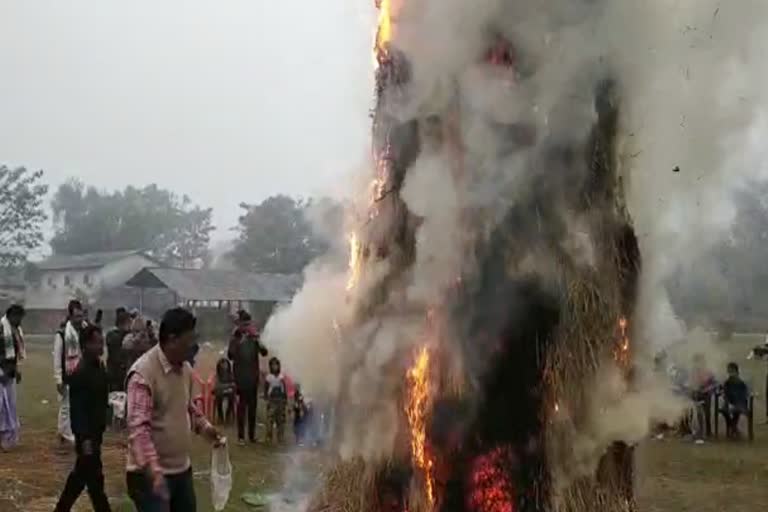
[32,250,153,271]
[126,267,301,302]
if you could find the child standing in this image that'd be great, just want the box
[54,324,111,512]
[264,357,287,444]
[293,384,310,446]
[214,357,236,424]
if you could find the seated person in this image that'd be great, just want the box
[663,360,692,436]
[688,353,717,443]
[213,357,236,424]
[720,362,749,438]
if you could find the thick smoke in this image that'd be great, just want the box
[264,0,768,487]
[618,1,768,351]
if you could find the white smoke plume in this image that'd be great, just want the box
[263,0,768,486]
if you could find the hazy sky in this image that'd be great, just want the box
[0,1,374,240]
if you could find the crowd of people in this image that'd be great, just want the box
[48,302,223,511]
[215,309,323,447]
[0,299,327,512]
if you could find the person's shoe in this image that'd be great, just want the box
[238,438,246,447]
[694,439,705,445]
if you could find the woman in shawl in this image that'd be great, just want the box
[122,314,154,372]
[0,304,25,450]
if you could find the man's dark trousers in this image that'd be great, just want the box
[127,467,197,512]
[237,385,259,442]
[54,435,111,512]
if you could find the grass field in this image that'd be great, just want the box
[1,337,768,511]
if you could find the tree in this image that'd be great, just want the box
[231,195,333,274]
[50,180,214,267]
[156,200,215,268]
[0,166,48,266]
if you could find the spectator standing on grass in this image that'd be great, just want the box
[750,335,768,423]
[53,300,86,444]
[0,305,25,451]
[123,316,154,372]
[293,384,309,446]
[125,307,222,512]
[720,362,750,438]
[228,310,268,445]
[54,324,111,512]
[264,357,288,444]
[213,357,236,424]
[106,308,131,392]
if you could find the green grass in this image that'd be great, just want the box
[2,337,768,510]
[635,333,768,511]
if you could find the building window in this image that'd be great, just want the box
[47,276,55,288]
[64,275,72,286]
[84,274,92,287]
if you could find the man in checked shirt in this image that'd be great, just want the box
[125,308,223,512]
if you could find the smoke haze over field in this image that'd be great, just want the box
[263,0,768,480]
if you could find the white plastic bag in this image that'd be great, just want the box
[108,392,126,420]
[211,439,232,511]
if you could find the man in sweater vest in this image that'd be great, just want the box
[125,308,222,512]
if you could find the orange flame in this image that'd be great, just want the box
[376,0,393,54]
[406,345,435,508]
[346,232,362,292]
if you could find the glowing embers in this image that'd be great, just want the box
[466,446,517,512]
[614,316,631,368]
[484,33,516,68]
[406,346,436,508]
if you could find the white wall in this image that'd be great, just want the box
[25,254,156,309]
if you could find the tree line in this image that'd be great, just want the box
[0,165,341,274]
[5,164,768,324]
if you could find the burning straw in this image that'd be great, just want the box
[278,0,768,511]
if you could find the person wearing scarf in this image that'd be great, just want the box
[53,300,85,444]
[0,304,25,450]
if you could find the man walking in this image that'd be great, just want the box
[54,324,111,512]
[53,300,85,444]
[105,308,131,392]
[126,307,222,512]
[228,310,268,445]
